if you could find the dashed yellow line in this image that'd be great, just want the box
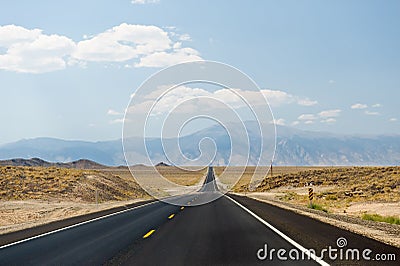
[143,229,155,239]
[168,214,175,219]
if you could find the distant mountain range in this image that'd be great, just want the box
[0,158,109,169]
[0,123,399,166]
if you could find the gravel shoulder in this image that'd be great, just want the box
[237,192,400,248]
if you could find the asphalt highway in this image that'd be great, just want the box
[0,167,398,265]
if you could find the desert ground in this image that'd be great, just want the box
[0,165,206,234]
[215,166,400,217]
[214,166,400,247]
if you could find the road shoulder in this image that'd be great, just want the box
[233,192,400,248]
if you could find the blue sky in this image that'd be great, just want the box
[0,0,399,144]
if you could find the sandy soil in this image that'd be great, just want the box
[0,166,206,235]
[0,199,149,235]
[346,202,400,217]
[240,192,400,248]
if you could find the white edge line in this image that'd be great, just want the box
[225,195,330,266]
[0,200,157,250]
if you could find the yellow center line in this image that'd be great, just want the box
[168,214,175,219]
[143,229,155,239]
[180,206,184,210]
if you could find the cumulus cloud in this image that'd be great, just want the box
[365,111,379,116]
[0,25,75,73]
[297,109,341,125]
[351,103,367,109]
[298,114,317,125]
[0,23,202,73]
[318,109,341,118]
[179,34,192,41]
[110,118,124,124]
[131,0,160,4]
[321,118,336,123]
[259,90,317,107]
[135,47,202,67]
[372,103,382,108]
[261,89,294,107]
[297,98,318,106]
[389,118,397,122]
[0,24,41,46]
[270,118,285,126]
[73,23,171,62]
[107,109,122,115]
[128,86,317,118]
[298,114,317,121]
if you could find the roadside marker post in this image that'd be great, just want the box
[308,187,314,207]
[270,160,273,178]
[95,189,99,207]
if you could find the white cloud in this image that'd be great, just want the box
[365,111,379,116]
[270,118,285,126]
[179,34,192,41]
[128,86,317,117]
[261,89,294,107]
[318,109,341,118]
[297,98,318,106]
[321,118,336,123]
[0,25,41,46]
[0,25,75,73]
[372,103,382,108]
[0,23,202,73]
[107,109,122,115]
[135,47,202,67]
[291,121,300,126]
[351,103,367,109]
[297,109,340,124]
[389,118,397,122]
[73,23,171,62]
[260,90,317,107]
[131,0,160,4]
[298,114,317,121]
[110,118,124,124]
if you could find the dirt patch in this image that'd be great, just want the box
[0,199,148,235]
[239,192,400,248]
[346,202,400,217]
[0,166,206,235]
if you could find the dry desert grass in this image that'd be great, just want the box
[131,166,207,186]
[214,166,328,191]
[223,166,400,219]
[0,165,206,234]
[0,166,148,202]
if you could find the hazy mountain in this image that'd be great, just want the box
[0,138,125,166]
[0,158,109,169]
[0,124,399,166]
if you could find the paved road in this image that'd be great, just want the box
[1,167,398,265]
